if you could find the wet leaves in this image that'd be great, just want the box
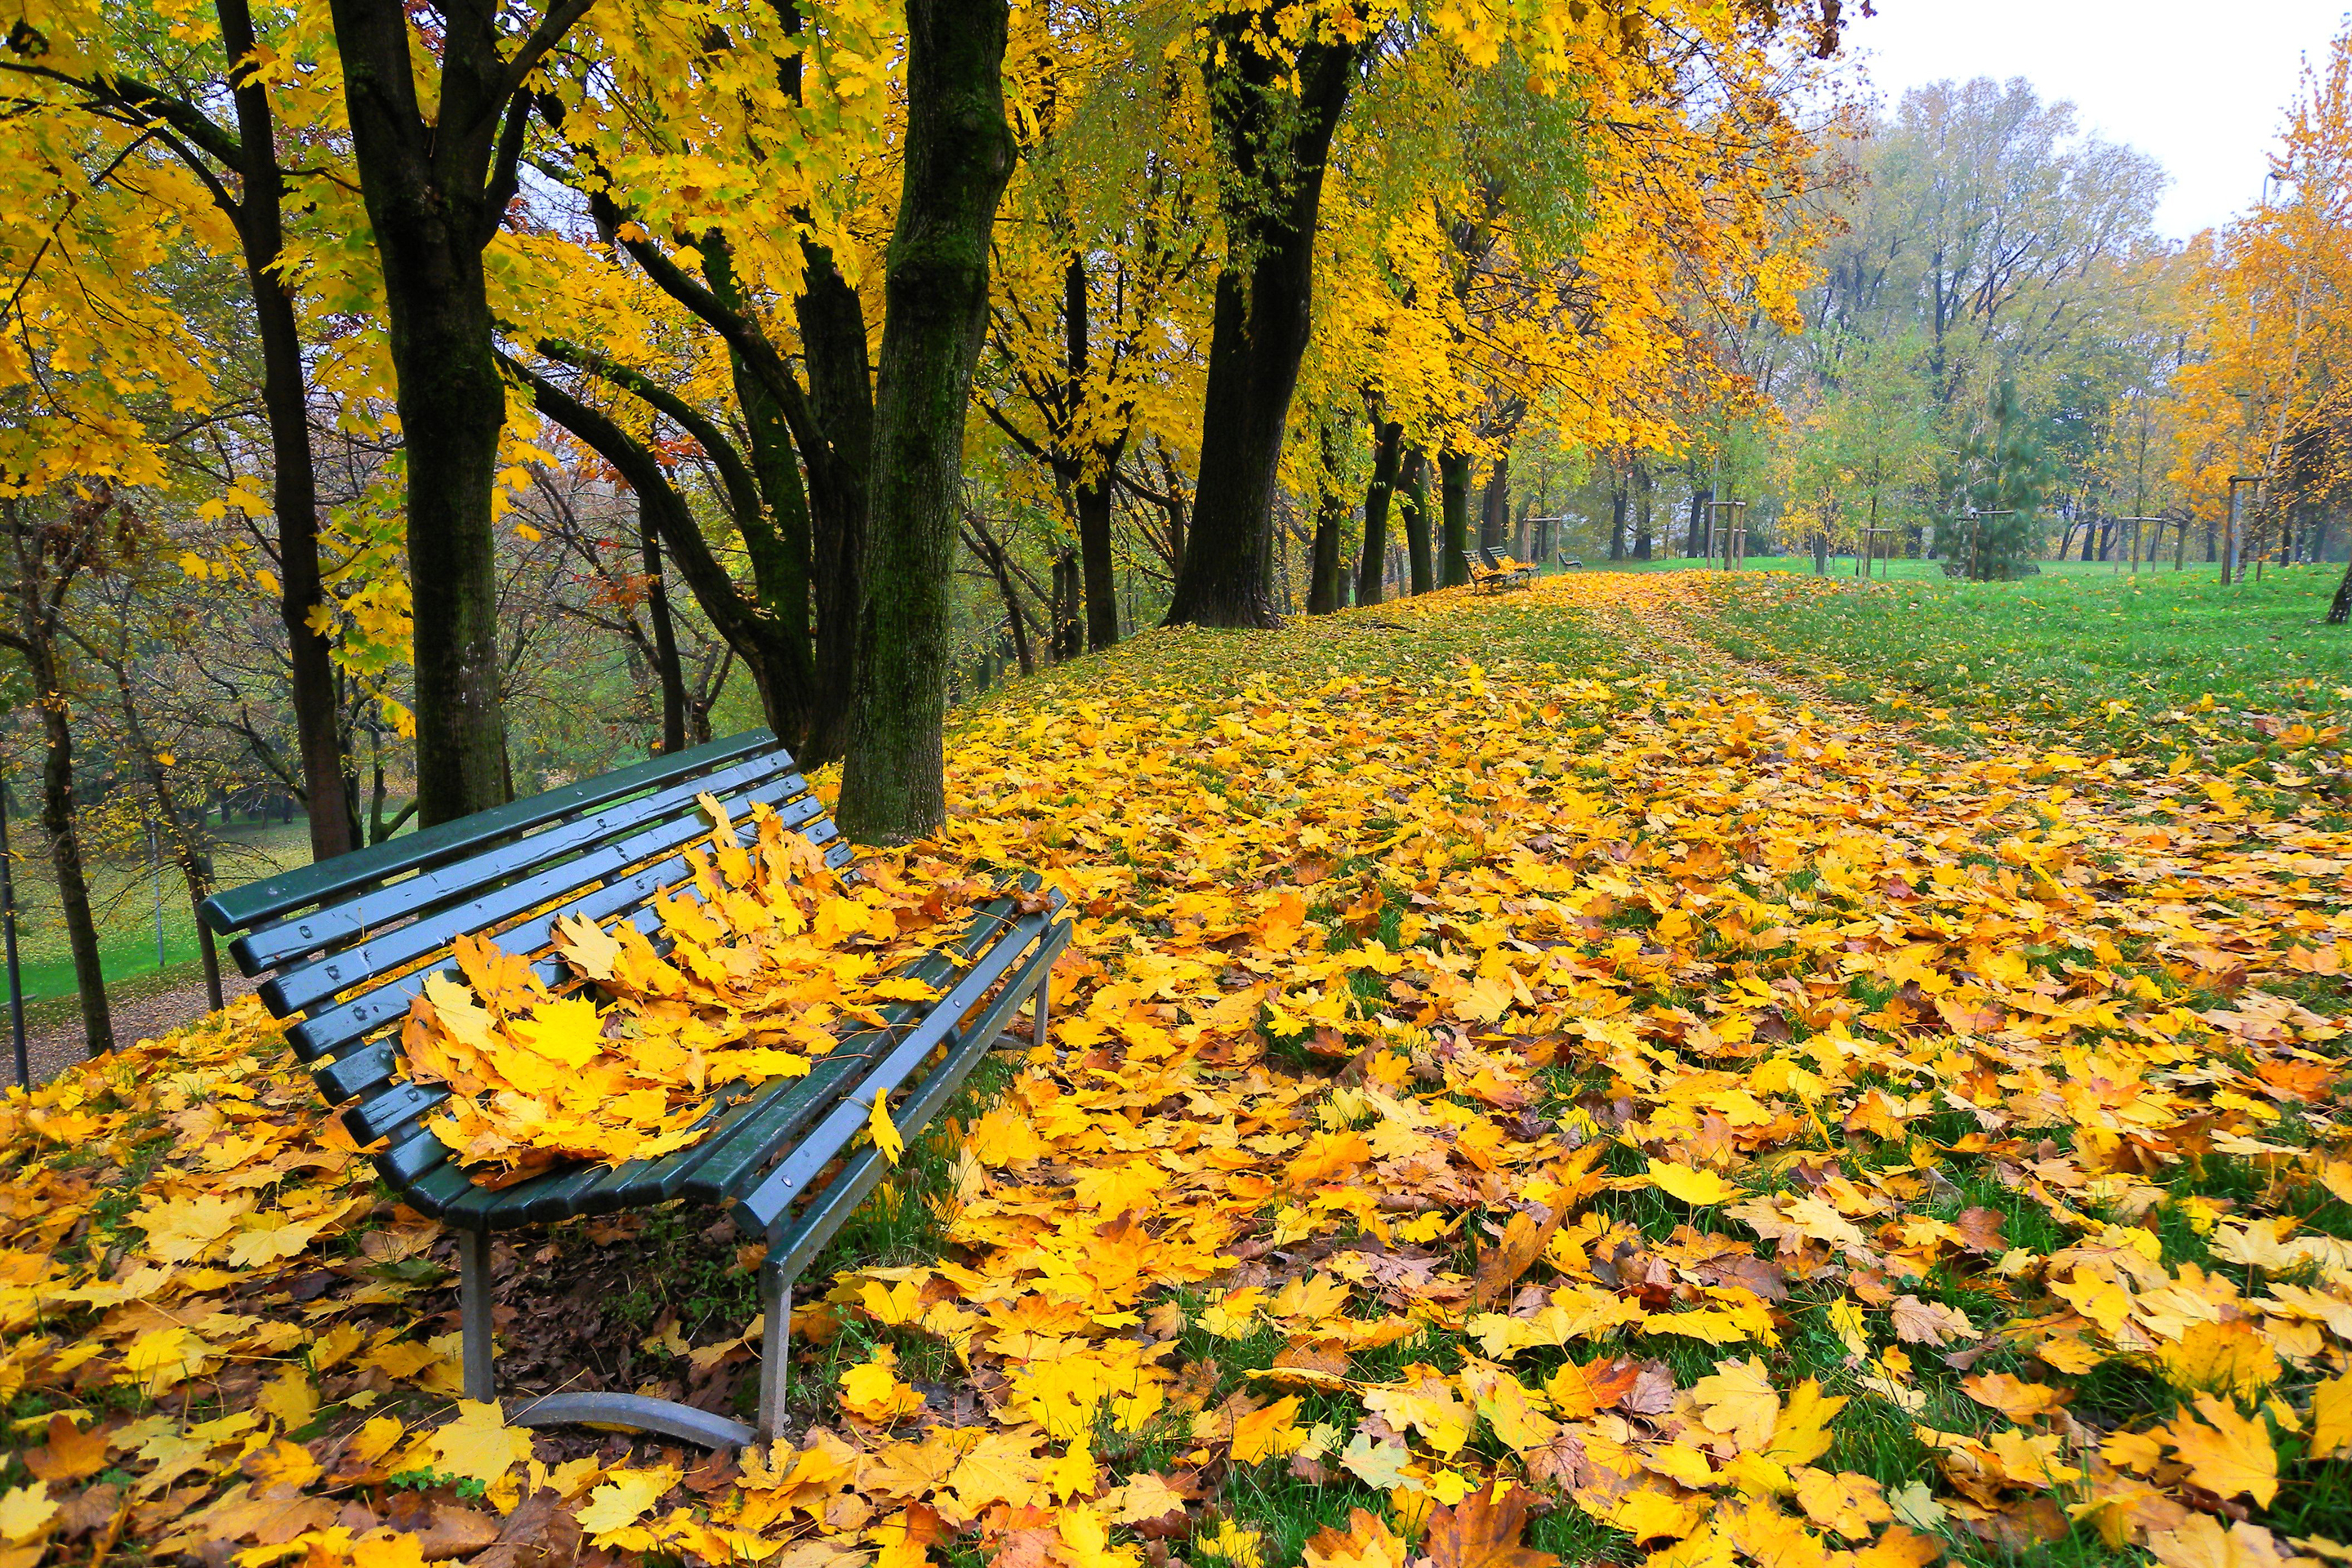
[7,577,2352,1568]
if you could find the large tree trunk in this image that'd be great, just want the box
[1400,449,1434,595]
[1356,418,1402,607]
[1439,450,1472,586]
[795,247,874,764]
[2330,556,2352,625]
[835,0,1014,844]
[1609,477,1628,560]
[1477,457,1508,552]
[1060,255,1125,653]
[1163,29,1356,628]
[1076,476,1120,650]
[329,0,533,825]
[219,0,355,862]
[1307,416,1347,615]
[1687,483,1710,557]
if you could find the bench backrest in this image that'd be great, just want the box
[1478,546,1503,569]
[201,730,848,1073]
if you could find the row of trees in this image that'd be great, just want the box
[1672,40,2352,588]
[3,0,1851,1050]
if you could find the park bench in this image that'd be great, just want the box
[198,730,1068,1450]
[1465,547,1535,594]
[1555,552,1582,570]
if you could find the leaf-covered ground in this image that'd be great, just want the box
[7,571,2352,1568]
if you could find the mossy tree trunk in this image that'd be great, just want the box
[835,0,1016,844]
[1439,449,1472,586]
[1401,448,1435,595]
[327,0,586,823]
[1356,417,1403,607]
[1163,24,1357,628]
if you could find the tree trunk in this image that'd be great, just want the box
[218,0,354,862]
[1076,476,1120,651]
[640,513,688,754]
[1439,450,1472,586]
[835,0,1014,844]
[2330,556,2352,625]
[1633,463,1652,560]
[34,672,109,1058]
[1400,449,1435,595]
[1477,457,1508,552]
[1163,29,1356,628]
[1356,418,1402,607]
[1687,484,1710,557]
[793,247,873,764]
[328,0,537,825]
[1610,477,1628,560]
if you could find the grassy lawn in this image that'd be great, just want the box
[1673,559,2352,791]
[1,816,316,1004]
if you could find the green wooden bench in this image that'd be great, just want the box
[199,731,1067,1448]
[1466,548,1535,593]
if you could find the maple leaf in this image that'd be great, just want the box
[0,1484,55,1547]
[1692,1356,1780,1447]
[428,1401,536,1488]
[868,1097,906,1165]
[20,1416,108,1485]
[2163,1396,2278,1507]
[1232,1396,1305,1464]
[1302,1508,1409,1568]
[1888,1295,1973,1347]
[2311,1370,2352,1460]
[841,1353,925,1427]
[575,1465,679,1548]
[1339,1431,1412,1490]
[1423,1484,1557,1568]
[1645,1159,1740,1206]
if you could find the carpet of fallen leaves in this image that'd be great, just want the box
[7,571,2352,1568]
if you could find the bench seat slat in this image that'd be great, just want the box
[675,899,1017,1207]
[234,750,808,974]
[728,893,1054,1230]
[264,784,826,1018]
[762,924,1062,1276]
[203,731,781,938]
[283,786,822,1062]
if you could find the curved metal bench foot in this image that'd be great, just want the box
[506,1392,755,1450]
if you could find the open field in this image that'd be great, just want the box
[1677,562,2352,795]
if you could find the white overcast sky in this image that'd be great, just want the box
[1844,2,2350,238]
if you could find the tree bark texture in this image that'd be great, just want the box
[219,0,355,862]
[1356,418,1402,607]
[1439,450,1472,586]
[1477,457,1508,552]
[327,0,551,823]
[640,514,688,754]
[1400,449,1434,595]
[1163,25,1356,627]
[836,0,1015,843]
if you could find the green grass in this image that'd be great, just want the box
[1673,561,2352,788]
[0,817,316,1005]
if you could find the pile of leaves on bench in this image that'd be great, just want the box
[401,796,1011,1183]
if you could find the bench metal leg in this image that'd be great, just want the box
[756,1263,791,1440]
[470,1224,761,1450]
[1032,966,1051,1049]
[459,1227,496,1403]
